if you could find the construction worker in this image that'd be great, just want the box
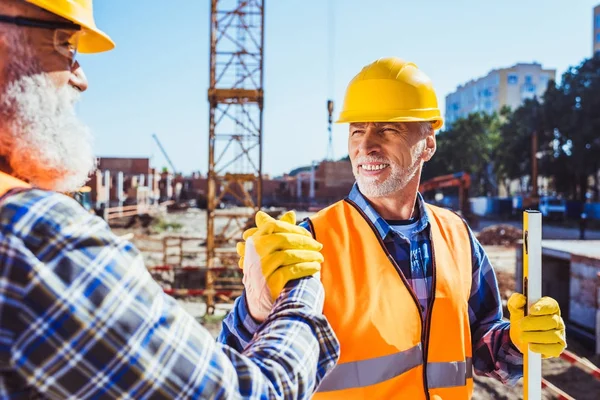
[220,57,567,399]
[0,0,339,398]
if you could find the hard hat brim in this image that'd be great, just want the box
[336,114,443,130]
[78,27,115,54]
[26,0,115,53]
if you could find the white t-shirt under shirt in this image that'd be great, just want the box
[387,218,420,240]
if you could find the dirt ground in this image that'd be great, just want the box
[116,209,600,399]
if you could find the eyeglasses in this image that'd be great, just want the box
[0,15,82,68]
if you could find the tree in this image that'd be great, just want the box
[542,54,600,201]
[495,99,545,195]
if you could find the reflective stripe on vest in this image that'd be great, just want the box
[319,343,472,392]
[319,344,423,392]
[427,357,473,388]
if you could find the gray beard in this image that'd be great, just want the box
[355,161,421,198]
[0,36,96,192]
[353,143,425,198]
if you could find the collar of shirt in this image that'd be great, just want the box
[346,183,429,240]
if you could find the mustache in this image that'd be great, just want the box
[355,156,391,165]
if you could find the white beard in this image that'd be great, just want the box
[0,74,96,193]
[353,142,425,198]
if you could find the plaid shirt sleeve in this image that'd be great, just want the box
[218,220,314,351]
[0,189,339,399]
[467,226,523,385]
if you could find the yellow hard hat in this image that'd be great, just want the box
[337,57,443,130]
[25,0,114,53]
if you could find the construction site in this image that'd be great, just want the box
[73,1,600,399]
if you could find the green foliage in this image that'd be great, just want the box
[541,54,600,200]
[495,99,540,181]
[423,111,503,196]
[288,165,313,176]
[151,218,183,233]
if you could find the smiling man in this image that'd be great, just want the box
[220,57,568,399]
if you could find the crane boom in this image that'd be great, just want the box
[152,133,177,174]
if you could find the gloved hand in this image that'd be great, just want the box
[237,210,324,321]
[507,293,566,358]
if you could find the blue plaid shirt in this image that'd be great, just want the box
[219,184,524,385]
[0,188,339,399]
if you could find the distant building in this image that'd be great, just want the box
[86,157,159,207]
[261,160,355,208]
[445,63,556,126]
[96,157,152,175]
[594,4,600,55]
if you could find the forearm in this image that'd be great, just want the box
[224,277,339,398]
[16,261,338,399]
[472,320,523,385]
[218,291,261,351]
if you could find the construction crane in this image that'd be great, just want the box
[205,0,265,314]
[152,133,177,174]
[325,0,335,161]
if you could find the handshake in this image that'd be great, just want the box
[237,210,324,321]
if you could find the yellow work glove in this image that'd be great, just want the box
[237,210,324,321]
[507,293,566,358]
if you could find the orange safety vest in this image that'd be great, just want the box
[307,198,474,400]
[0,170,30,197]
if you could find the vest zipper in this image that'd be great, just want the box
[345,199,434,399]
[421,227,437,400]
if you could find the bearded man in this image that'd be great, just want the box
[0,1,338,398]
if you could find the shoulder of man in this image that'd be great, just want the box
[298,199,348,235]
[423,201,464,221]
[423,201,479,241]
[0,188,108,247]
[424,201,487,265]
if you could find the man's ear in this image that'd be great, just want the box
[422,133,436,162]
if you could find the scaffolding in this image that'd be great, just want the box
[206,0,265,313]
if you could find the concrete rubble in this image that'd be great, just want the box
[476,224,523,246]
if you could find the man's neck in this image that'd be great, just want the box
[364,176,421,221]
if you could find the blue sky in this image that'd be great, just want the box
[77,0,600,177]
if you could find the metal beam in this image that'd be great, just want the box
[206,0,264,313]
